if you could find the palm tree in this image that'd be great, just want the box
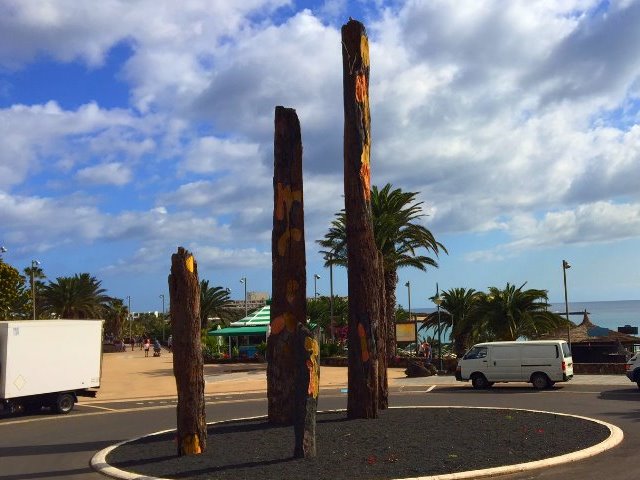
[474,283,567,341]
[23,263,46,319]
[421,288,480,357]
[104,298,129,338]
[41,273,111,319]
[318,183,447,357]
[199,280,235,330]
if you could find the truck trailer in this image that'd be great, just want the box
[0,319,103,414]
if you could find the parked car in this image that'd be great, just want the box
[455,340,573,390]
[625,353,640,389]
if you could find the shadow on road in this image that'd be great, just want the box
[0,439,120,457]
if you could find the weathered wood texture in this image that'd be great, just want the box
[377,263,388,409]
[168,247,206,455]
[341,19,383,419]
[293,323,320,458]
[268,106,307,425]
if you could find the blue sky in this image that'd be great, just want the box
[1,0,640,312]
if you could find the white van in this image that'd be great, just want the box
[455,340,573,389]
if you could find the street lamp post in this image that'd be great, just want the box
[31,260,40,320]
[434,283,443,371]
[159,294,165,341]
[126,295,132,341]
[562,260,571,349]
[240,277,247,317]
[313,274,321,299]
[405,281,417,355]
[329,254,335,341]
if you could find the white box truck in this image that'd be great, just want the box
[0,319,103,414]
[455,340,573,389]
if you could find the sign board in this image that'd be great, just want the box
[618,325,638,335]
[396,323,416,342]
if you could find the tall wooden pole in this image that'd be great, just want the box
[268,106,307,425]
[342,19,383,419]
[168,247,206,455]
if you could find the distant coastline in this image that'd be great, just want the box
[413,299,640,331]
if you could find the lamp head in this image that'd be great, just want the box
[0,246,6,253]
[314,274,321,279]
[404,281,410,287]
[563,260,571,269]
[240,278,245,284]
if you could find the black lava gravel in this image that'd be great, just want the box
[106,407,611,480]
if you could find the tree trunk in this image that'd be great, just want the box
[293,323,320,458]
[342,19,382,419]
[268,106,307,425]
[377,258,388,409]
[168,247,206,456]
[384,268,398,360]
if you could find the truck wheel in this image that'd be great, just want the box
[531,373,550,390]
[52,393,75,414]
[471,373,489,389]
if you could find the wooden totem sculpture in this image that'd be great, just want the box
[341,19,385,419]
[168,247,207,455]
[267,106,309,426]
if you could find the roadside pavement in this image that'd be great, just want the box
[85,348,632,403]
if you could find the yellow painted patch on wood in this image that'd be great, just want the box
[275,182,302,221]
[360,34,369,68]
[305,336,320,398]
[360,144,371,201]
[181,433,202,455]
[278,228,302,257]
[185,255,194,273]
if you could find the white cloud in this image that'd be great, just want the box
[75,162,132,186]
[2,0,640,298]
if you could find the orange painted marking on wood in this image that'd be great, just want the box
[181,434,202,455]
[275,182,303,256]
[272,312,297,335]
[357,323,369,362]
[286,279,299,305]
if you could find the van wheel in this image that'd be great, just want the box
[52,393,75,414]
[531,373,550,390]
[636,381,640,390]
[471,374,489,389]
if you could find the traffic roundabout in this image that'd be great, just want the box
[91,406,623,480]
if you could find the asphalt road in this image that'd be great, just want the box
[0,383,638,480]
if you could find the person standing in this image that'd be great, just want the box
[144,338,150,357]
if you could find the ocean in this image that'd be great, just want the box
[414,299,640,335]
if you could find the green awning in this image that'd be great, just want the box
[207,326,268,337]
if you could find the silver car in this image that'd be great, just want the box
[625,353,640,389]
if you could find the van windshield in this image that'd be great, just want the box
[463,346,487,360]
[562,343,572,358]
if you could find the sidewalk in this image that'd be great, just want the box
[86,349,631,403]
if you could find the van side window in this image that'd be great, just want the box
[554,345,559,358]
[464,346,487,359]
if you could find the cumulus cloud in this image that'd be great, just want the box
[76,162,132,186]
[2,0,640,286]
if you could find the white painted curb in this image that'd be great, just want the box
[91,407,623,480]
